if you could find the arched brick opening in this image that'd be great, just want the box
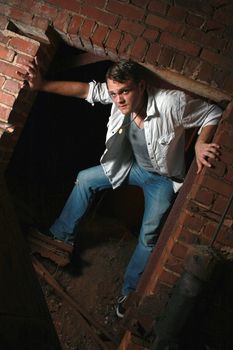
[0,1,233,349]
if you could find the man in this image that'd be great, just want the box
[20,59,222,318]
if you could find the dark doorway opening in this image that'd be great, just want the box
[5,44,113,229]
[5,43,137,349]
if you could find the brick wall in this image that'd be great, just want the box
[0,0,233,349]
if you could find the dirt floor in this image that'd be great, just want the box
[33,214,137,350]
[6,150,143,350]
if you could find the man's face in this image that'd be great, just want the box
[107,79,145,115]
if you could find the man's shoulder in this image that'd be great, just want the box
[148,86,186,105]
[148,85,186,98]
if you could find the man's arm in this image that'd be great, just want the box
[195,124,220,174]
[17,58,90,99]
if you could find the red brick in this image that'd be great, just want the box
[0,14,8,30]
[20,0,35,10]
[165,255,184,275]
[186,13,205,28]
[178,227,200,245]
[92,25,109,46]
[202,220,218,240]
[0,61,24,80]
[143,28,159,41]
[0,105,11,122]
[197,62,214,84]
[148,0,168,15]
[145,42,161,65]
[106,0,144,21]
[15,53,34,66]
[105,30,122,50]
[213,195,230,215]
[80,19,96,39]
[53,11,70,33]
[183,57,201,78]
[131,0,150,8]
[213,69,228,91]
[146,14,182,33]
[130,37,148,60]
[33,2,58,19]
[171,52,186,72]
[193,187,215,207]
[171,242,189,259]
[9,37,39,56]
[182,212,204,233]
[0,76,5,88]
[83,0,106,6]
[118,19,144,36]
[159,268,180,286]
[118,33,134,56]
[200,174,233,197]
[203,19,225,36]
[201,49,233,72]
[216,226,233,247]
[183,27,202,44]
[203,34,227,52]
[158,46,174,67]
[0,32,9,45]
[160,32,200,56]
[81,5,118,27]
[68,15,83,34]
[168,5,187,21]
[0,91,15,107]
[214,7,233,26]
[3,79,21,94]
[208,159,227,178]
[9,8,33,25]
[32,16,50,31]
[0,4,10,17]
[0,46,15,62]
[52,0,81,13]
[183,25,226,52]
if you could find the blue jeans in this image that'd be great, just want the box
[50,163,175,295]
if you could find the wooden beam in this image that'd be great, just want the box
[141,62,231,104]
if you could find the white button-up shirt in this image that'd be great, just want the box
[86,81,222,192]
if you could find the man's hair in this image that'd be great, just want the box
[106,60,144,84]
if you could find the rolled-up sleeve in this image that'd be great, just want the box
[85,81,112,106]
[179,93,222,132]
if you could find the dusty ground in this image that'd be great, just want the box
[6,145,143,349]
[33,214,137,350]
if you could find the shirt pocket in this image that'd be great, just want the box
[157,132,175,171]
[158,132,175,146]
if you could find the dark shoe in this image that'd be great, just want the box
[116,295,128,318]
[33,227,74,247]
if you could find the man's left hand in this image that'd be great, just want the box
[195,141,220,174]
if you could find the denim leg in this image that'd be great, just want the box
[50,165,111,243]
[122,164,175,295]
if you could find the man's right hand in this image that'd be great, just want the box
[17,57,43,90]
[17,56,90,98]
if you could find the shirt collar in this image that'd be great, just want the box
[146,85,159,118]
